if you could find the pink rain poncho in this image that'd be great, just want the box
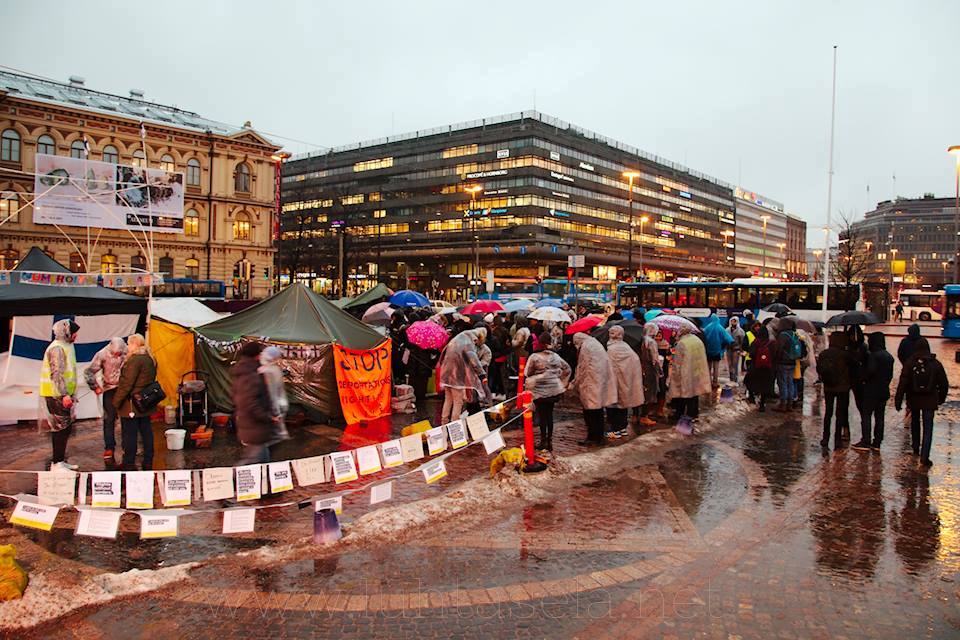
[438,329,486,396]
[606,325,645,409]
[666,330,711,401]
[571,333,618,410]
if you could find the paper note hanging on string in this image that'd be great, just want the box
[91,471,122,508]
[222,508,256,534]
[78,472,88,505]
[445,420,469,449]
[421,459,448,484]
[75,508,122,539]
[425,427,447,455]
[291,456,327,486]
[9,500,59,531]
[466,412,490,440]
[125,471,155,509]
[370,481,394,505]
[329,451,358,484]
[315,495,343,515]
[37,471,77,506]
[162,470,192,507]
[378,439,404,468]
[355,445,382,476]
[202,467,234,501]
[400,433,424,463]
[235,465,262,501]
[482,429,506,455]
[139,512,179,539]
[268,461,294,493]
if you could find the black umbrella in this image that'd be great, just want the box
[763,303,793,315]
[825,311,880,327]
[591,320,646,349]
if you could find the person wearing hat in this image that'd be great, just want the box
[39,319,80,471]
[259,345,290,445]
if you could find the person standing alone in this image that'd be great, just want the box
[39,319,80,471]
[895,338,948,468]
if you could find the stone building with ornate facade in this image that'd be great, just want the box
[0,70,280,299]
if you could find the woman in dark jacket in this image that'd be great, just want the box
[816,331,851,449]
[113,333,158,470]
[745,326,776,412]
[406,342,440,417]
[895,338,949,467]
[231,342,275,464]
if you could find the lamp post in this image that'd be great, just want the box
[890,247,899,299]
[760,215,771,275]
[948,145,960,282]
[464,184,483,299]
[270,150,291,293]
[623,171,640,280]
[777,242,786,279]
[912,255,918,284]
[639,214,650,281]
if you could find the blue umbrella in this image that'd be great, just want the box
[533,298,564,309]
[620,309,634,320]
[644,309,665,321]
[389,290,430,308]
[503,298,535,313]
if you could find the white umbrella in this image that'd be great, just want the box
[503,298,535,313]
[529,306,571,322]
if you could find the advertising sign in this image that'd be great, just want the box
[33,153,184,233]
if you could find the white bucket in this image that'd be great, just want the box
[164,428,187,450]
[164,405,177,425]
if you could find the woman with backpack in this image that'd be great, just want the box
[895,337,948,467]
[745,326,776,412]
[774,318,801,411]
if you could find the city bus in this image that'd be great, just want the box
[941,285,960,338]
[891,288,945,321]
[480,277,614,304]
[616,279,863,321]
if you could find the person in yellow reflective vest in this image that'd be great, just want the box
[39,319,80,471]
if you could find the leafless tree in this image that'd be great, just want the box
[833,211,873,311]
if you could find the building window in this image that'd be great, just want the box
[0,192,19,223]
[186,158,201,186]
[70,140,86,159]
[158,256,174,276]
[185,258,200,279]
[100,253,118,274]
[102,145,119,164]
[184,209,199,236]
[37,135,55,156]
[160,154,175,172]
[233,212,251,240]
[0,249,18,270]
[132,150,145,168]
[130,254,147,272]
[69,252,84,273]
[1,130,20,162]
[234,163,251,192]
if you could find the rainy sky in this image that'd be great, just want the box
[2,0,958,248]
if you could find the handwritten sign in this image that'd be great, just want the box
[370,481,394,505]
[10,500,59,531]
[315,495,343,515]
[466,412,490,440]
[125,471,155,509]
[37,471,77,506]
[400,433,424,463]
[421,459,448,484]
[76,508,122,539]
[333,340,392,424]
[355,445,382,476]
[139,512,179,539]
[235,465,262,501]
[426,427,447,455]
[445,420,469,449]
[222,508,256,534]
[91,471,122,508]
[202,468,234,501]
[291,456,328,486]
[378,439,404,468]
[162,470,192,507]
[329,451,358,484]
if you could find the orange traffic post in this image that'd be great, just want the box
[521,391,536,466]
[516,356,527,408]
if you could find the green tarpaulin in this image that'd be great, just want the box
[338,283,393,311]
[193,283,386,420]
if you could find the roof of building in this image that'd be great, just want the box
[0,69,270,142]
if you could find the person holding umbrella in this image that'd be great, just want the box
[404,320,448,416]
[895,338,949,468]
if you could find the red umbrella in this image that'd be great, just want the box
[461,300,505,315]
[565,316,603,335]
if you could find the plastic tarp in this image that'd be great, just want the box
[149,297,222,328]
[148,318,196,408]
[338,283,393,311]
[193,283,386,419]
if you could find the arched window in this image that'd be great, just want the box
[132,150,145,168]
[158,256,174,276]
[184,209,200,236]
[69,252,84,273]
[0,249,18,270]
[233,212,251,240]
[130,254,147,272]
[185,258,200,279]
[234,163,250,193]
[0,192,19,223]
[37,135,56,156]
[186,158,201,186]
[1,130,20,162]
[160,154,175,172]
[70,140,86,159]
[100,253,118,274]
[102,145,119,164]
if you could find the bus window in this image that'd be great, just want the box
[946,296,960,319]
[642,287,667,308]
[759,287,785,307]
[666,286,681,307]
[785,286,811,309]
[735,286,758,309]
[828,285,858,311]
[709,287,735,309]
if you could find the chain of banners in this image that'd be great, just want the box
[2,403,519,540]
[0,270,164,287]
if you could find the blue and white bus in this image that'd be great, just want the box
[616,279,863,321]
[941,285,960,338]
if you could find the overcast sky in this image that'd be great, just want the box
[3,0,957,248]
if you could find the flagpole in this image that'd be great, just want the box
[821,45,838,322]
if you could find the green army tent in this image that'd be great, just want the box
[194,283,385,421]
[336,283,393,312]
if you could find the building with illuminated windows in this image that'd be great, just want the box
[280,111,745,300]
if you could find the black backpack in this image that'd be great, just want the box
[911,358,936,394]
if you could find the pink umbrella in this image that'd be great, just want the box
[461,300,505,315]
[565,316,603,335]
[405,321,450,350]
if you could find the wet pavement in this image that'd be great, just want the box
[3,336,960,638]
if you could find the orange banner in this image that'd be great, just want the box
[333,340,392,425]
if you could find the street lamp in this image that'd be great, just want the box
[760,215,771,275]
[948,145,960,282]
[639,214,650,281]
[270,150,291,293]
[776,242,786,279]
[464,184,483,299]
[623,171,640,279]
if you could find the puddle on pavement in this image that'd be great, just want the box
[658,443,747,535]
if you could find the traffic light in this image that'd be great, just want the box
[247,263,255,281]
[233,262,241,279]
[263,267,270,280]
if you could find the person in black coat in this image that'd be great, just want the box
[231,342,275,465]
[816,331,851,449]
[895,338,949,467]
[843,325,869,440]
[852,332,894,451]
[897,323,923,365]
